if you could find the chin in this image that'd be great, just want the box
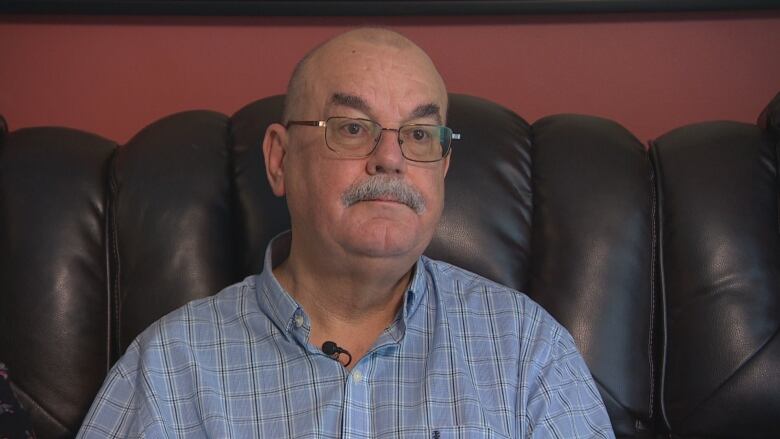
[344,222,427,259]
[334,201,441,259]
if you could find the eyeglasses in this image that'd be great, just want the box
[286,117,461,163]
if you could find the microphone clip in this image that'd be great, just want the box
[321,341,352,367]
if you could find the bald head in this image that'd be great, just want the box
[262,27,452,274]
[282,28,447,123]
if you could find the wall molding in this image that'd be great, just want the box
[2,1,780,16]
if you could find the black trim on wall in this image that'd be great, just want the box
[2,1,779,16]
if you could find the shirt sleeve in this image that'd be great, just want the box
[76,342,167,438]
[521,324,615,439]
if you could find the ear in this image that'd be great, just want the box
[262,123,288,197]
[442,150,451,177]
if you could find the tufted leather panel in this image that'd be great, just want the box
[530,115,655,437]
[111,111,242,354]
[0,128,115,437]
[653,119,780,437]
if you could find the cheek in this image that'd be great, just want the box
[416,170,448,210]
[293,160,365,212]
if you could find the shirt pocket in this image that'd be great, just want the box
[428,425,510,439]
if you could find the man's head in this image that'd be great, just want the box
[281,28,448,125]
[263,28,450,269]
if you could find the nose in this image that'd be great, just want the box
[366,128,407,175]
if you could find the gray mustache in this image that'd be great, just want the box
[341,175,427,214]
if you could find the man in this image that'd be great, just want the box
[78,28,614,438]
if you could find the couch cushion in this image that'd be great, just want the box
[531,114,655,437]
[653,119,780,437]
[0,126,115,436]
[111,111,243,353]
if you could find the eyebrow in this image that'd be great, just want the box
[329,92,443,125]
[410,103,442,125]
[329,93,372,115]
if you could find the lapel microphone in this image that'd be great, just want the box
[322,341,352,366]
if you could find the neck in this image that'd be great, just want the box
[273,236,417,368]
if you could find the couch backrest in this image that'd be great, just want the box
[2,92,777,438]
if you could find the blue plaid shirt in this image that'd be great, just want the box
[79,235,613,438]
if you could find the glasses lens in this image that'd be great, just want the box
[325,117,380,156]
[399,125,451,162]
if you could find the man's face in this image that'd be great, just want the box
[277,39,449,263]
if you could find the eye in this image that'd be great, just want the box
[411,128,429,141]
[335,119,371,138]
[345,122,363,135]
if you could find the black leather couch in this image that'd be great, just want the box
[1,93,778,438]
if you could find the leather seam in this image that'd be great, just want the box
[109,149,122,362]
[647,145,657,423]
[103,148,117,372]
[650,141,671,430]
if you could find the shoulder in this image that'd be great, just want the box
[422,257,560,328]
[78,277,264,436]
[420,257,577,363]
[126,275,262,359]
[166,274,260,323]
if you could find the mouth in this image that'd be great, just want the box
[356,197,410,209]
[366,196,403,203]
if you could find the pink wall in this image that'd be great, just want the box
[1,12,779,144]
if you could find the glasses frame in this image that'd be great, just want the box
[286,116,461,163]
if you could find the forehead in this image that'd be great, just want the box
[304,40,447,119]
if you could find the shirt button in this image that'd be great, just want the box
[294,315,304,328]
[352,370,363,383]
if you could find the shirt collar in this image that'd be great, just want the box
[403,257,427,321]
[255,231,429,340]
[256,231,304,339]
